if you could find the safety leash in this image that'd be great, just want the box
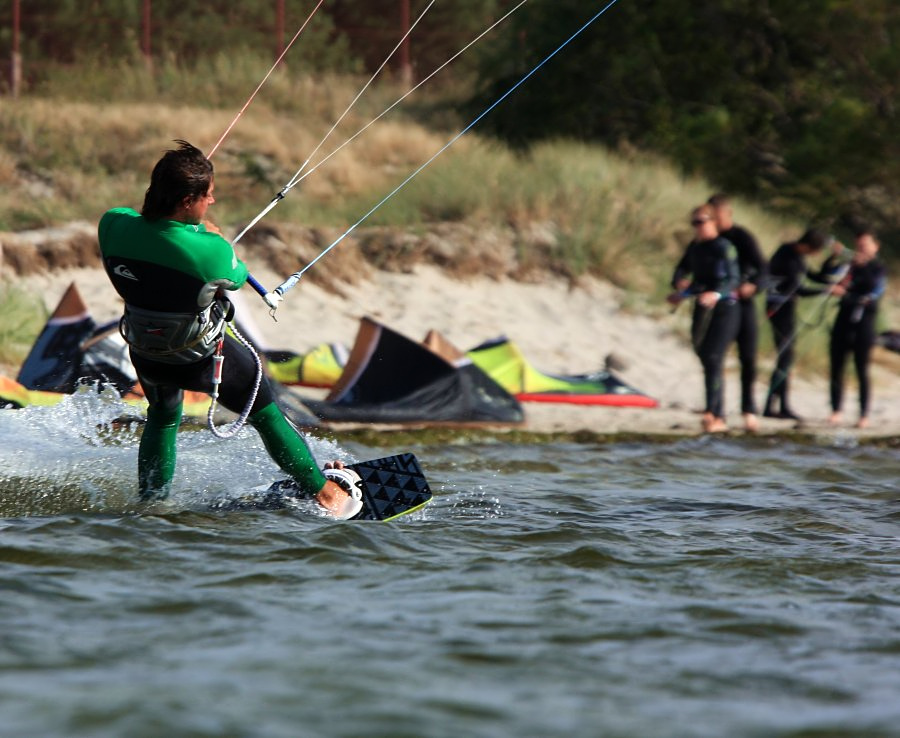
[206,321,263,439]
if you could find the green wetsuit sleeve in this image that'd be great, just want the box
[185,226,249,291]
[99,208,248,291]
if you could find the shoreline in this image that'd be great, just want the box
[3,225,899,443]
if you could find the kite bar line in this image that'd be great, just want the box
[231,0,437,250]
[279,0,438,194]
[236,2,526,308]
[287,0,528,193]
[207,0,326,159]
[269,0,622,302]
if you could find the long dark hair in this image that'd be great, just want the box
[141,140,213,221]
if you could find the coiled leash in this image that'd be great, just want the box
[206,321,263,440]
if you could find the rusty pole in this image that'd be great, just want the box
[11,0,22,97]
[399,0,412,88]
[276,0,286,57]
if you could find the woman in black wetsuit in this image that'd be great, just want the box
[828,232,887,429]
[669,204,741,433]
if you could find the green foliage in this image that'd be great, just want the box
[0,285,47,365]
[4,1,898,254]
[324,0,504,80]
[467,0,900,257]
[2,1,898,274]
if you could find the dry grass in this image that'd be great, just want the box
[1,60,896,389]
[0,68,889,316]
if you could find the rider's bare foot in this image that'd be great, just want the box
[317,463,363,519]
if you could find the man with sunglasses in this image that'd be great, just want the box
[706,194,766,432]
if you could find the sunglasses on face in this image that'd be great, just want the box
[691,218,710,226]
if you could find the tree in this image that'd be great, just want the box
[468,0,900,246]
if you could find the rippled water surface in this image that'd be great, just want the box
[1,393,899,737]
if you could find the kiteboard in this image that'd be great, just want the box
[219,452,433,521]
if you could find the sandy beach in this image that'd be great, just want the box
[3,219,898,442]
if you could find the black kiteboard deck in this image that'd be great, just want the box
[218,452,432,521]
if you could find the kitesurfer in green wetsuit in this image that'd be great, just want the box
[98,140,358,517]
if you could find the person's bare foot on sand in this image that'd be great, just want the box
[743,413,759,433]
[702,412,728,433]
[829,412,843,426]
[855,416,869,429]
[708,418,729,433]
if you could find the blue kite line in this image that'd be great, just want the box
[271,0,622,299]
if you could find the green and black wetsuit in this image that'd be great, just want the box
[99,207,326,499]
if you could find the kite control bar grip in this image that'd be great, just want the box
[247,273,283,312]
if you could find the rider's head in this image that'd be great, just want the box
[141,140,214,223]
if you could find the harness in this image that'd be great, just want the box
[119,298,234,364]
[121,296,262,439]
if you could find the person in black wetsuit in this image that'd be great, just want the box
[706,194,767,431]
[828,232,887,429]
[669,204,741,433]
[763,228,845,421]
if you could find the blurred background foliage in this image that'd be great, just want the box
[0,0,898,256]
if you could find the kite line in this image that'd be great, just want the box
[258,0,622,311]
[265,1,528,201]
[231,0,438,250]
[207,0,326,159]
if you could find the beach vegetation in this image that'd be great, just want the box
[0,285,47,366]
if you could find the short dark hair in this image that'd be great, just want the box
[141,140,213,221]
[707,193,730,208]
[799,227,830,252]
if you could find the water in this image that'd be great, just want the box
[1,391,898,738]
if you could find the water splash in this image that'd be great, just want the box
[0,390,354,518]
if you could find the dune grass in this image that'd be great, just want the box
[0,285,48,367]
[1,60,800,288]
[1,59,895,378]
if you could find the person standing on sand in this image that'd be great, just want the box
[98,140,358,517]
[669,204,741,433]
[763,228,844,421]
[706,193,767,432]
[828,231,887,429]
